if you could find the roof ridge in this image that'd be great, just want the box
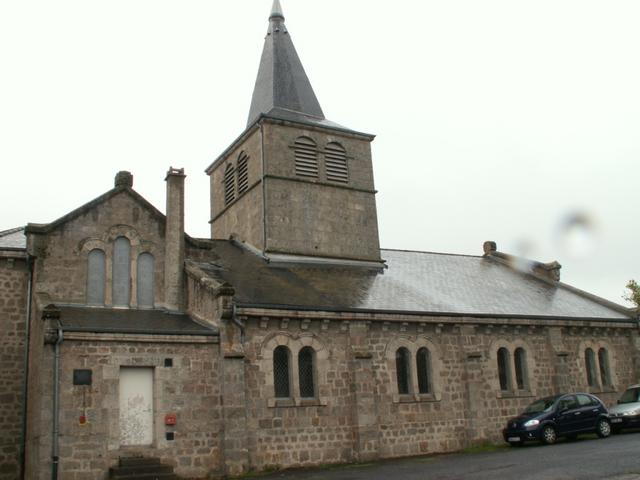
[381,248,483,258]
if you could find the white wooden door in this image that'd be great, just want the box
[119,368,154,446]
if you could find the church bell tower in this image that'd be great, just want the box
[206,1,382,265]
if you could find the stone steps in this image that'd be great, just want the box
[109,457,179,480]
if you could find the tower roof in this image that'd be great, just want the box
[247,1,326,127]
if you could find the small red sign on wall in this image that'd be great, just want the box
[164,413,177,426]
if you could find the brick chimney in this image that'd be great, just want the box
[164,167,186,311]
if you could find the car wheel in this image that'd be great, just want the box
[596,418,611,438]
[541,425,557,445]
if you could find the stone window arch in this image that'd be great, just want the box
[395,347,412,395]
[298,346,316,398]
[136,252,155,308]
[585,348,597,387]
[237,151,249,195]
[386,336,443,403]
[489,339,536,397]
[514,347,529,390]
[497,347,512,391]
[86,249,106,305]
[580,341,617,392]
[324,142,348,183]
[293,136,319,178]
[416,347,432,394]
[260,332,329,407]
[273,345,291,398]
[598,348,612,388]
[112,236,131,307]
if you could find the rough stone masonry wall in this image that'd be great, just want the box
[29,338,222,480]
[239,313,638,473]
[0,256,28,479]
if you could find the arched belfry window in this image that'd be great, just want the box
[112,237,131,307]
[396,347,412,395]
[136,253,155,308]
[294,136,319,178]
[497,347,511,391]
[86,249,106,305]
[298,347,316,398]
[416,347,432,394]
[223,163,236,206]
[598,348,611,387]
[514,348,529,390]
[237,151,249,195]
[324,142,348,183]
[585,348,597,387]
[273,346,291,398]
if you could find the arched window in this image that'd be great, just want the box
[396,347,411,395]
[497,347,511,391]
[136,253,155,308]
[273,346,291,398]
[298,347,316,398]
[598,348,611,387]
[324,142,348,183]
[585,348,597,387]
[294,136,318,178]
[112,237,131,307]
[514,348,529,390]
[237,151,249,195]
[416,347,432,394]
[86,249,106,305]
[223,163,236,206]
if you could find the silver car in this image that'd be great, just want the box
[609,384,640,432]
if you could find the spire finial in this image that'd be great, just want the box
[270,0,284,21]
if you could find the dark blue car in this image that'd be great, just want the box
[503,393,611,446]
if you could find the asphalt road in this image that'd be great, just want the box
[256,431,640,480]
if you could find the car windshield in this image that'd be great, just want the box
[618,388,640,404]
[524,397,558,414]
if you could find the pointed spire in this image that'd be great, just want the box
[270,0,284,20]
[246,0,325,127]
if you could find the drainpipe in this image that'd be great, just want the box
[230,304,245,344]
[51,322,63,480]
[19,254,33,480]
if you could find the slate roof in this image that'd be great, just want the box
[52,306,218,336]
[189,241,632,321]
[0,227,26,250]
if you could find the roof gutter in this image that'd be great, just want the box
[234,303,635,323]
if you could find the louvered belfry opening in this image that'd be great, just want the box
[294,136,319,178]
[324,142,348,183]
[223,163,236,206]
[237,152,249,195]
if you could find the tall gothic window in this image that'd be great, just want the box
[324,142,348,183]
[585,348,597,387]
[598,348,611,387]
[86,249,106,305]
[294,136,319,178]
[136,253,155,308]
[514,348,529,390]
[497,348,511,391]
[237,151,249,195]
[223,163,236,206]
[298,347,316,398]
[273,346,291,398]
[416,347,432,394]
[112,237,131,307]
[396,347,411,395]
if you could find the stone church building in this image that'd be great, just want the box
[1,2,638,479]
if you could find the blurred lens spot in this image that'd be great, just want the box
[556,211,598,258]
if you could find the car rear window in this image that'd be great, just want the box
[577,394,597,407]
[619,388,640,404]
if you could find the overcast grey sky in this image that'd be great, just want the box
[0,0,638,307]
